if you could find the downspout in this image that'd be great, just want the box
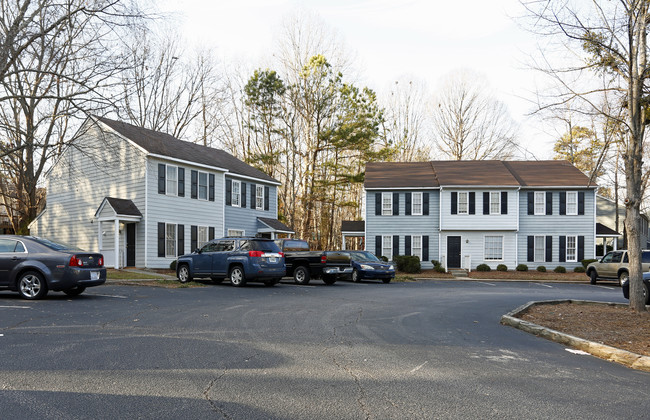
[144,156,149,268]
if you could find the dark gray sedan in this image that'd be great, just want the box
[0,236,106,299]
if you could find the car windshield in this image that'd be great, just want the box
[280,240,309,251]
[350,251,380,262]
[31,237,82,251]
[250,240,281,253]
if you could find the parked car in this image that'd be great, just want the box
[176,237,285,287]
[347,251,395,283]
[275,239,352,285]
[621,272,650,305]
[0,235,105,299]
[586,250,650,286]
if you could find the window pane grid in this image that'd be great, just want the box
[412,193,422,215]
[567,192,577,215]
[458,192,468,214]
[232,181,240,206]
[490,192,500,214]
[567,236,577,262]
[167,166,177,196]
[165,224,176,258]
[412,235,422,260]
[484,236,503,260]
[256,185,264,210]
[382,236,392,260]
[534,236,545,262]
[534,192,545,215]
[382,193,392,216]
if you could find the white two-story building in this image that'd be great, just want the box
[30,116,292,269]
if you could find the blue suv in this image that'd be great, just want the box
[176,237,285,287]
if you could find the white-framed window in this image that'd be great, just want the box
[412,235,422,260]
[534,235,545,262]
[198,226,209,247]
[534,191,545,215]
[484,235,504,261]
[166,165,178,196]
[566,235,577,262]
[490,192,500,214]
[227,229,245,237]
[458,192,468,214]
[232,180,241,207]
[566,191,577,215]
[382,235,393,260]
[198,172,208,200]
[412,192,423,215]
[165,223,176,258]
[382,193,392,216]
[256,185,264,210]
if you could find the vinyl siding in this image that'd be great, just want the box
[440,189,518,231]
[33,123,147,266]
[440,231,517,270]
[365,190,440,268]
[518,189,596,269]
[223,175,278,237]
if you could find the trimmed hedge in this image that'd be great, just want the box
[496,264,508,272]
[170,260,177,271]
[573,266,585,273]
[476,263,491,272]
[536,266,547,272]
[554,266,566,273]
[516,264,528,272]
[393,255,421,273]
[431,260,441,268]
[582,259,598,268]
[434,265,446,273]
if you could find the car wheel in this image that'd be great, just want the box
[382,278,391,284]
[211,277,224,284]
[18,271,48,300]
[322,275,336,285]
[178,264,192,283]
[294,266,310,285]
[619,271,629,287]
[351,269,360,283]
[589,270,598,285]
[63,286,86,296]
[644,283,650,305]
[229,266,246,287]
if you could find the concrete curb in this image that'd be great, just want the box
[413,277,593,284]
[501,299,650,372]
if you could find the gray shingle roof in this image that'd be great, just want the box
[95,116,278,184]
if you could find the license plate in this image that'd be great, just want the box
[90,271,100,280]
[269,257,277,263]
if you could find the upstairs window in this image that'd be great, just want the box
[534,192,545,215]
[198,172,208,200]
[382,193,392,216]
[412,192,423,215]
[166,165,178,196]
[232,180,241,207]
[458,192,468,214]
[256,185,264,210]
[490,192,500,214]
[566,192,578,215]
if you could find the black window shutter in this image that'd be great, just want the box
[559,192,566,215]
[527,192,533,215]
[191,226,197,251]
[251,184,256,208]
[177,225,184,256]
[546,192,553,215]
[469,192,475,214]
[241,182,247,208]
[157,223,165,257]
[158,164,166,194]
[527,236,534,262]
[578,192,585,215]
[405,235,411,255]
[209,227,215,241]
[423,236,429,261]
[501,191,508,214]
[483,192,490,215]
[375,193,382,216]
[264,186,270,211]
[393,193,399,216]
[178,168,185,197]
[405,193,411,216]
[375,236,381,256]
[191,170,198,199]
[209,174,215,201]
[225,179,232,205]
[393,235,399,257]
[423,193,429,215]
[546,236,553,262]
[578,236,585,261]
[451,192,458,214]
[559,236,566,262]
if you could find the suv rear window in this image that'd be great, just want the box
[250,240,281,253]
[280,240,309,251]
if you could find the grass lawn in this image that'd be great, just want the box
[107,269,170,280]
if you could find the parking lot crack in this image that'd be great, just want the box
[204,369,231,419]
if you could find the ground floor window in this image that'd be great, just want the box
[228,229,245,237]
[165,223,176,258]
[484,236,504,260]
[198,226,208,247]
[534,235,545,262]
[566,235,577,262]
[412,235,422,260]
[382,235,392,260]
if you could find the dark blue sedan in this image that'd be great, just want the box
[347,251,395,283]
[621,272,650,304]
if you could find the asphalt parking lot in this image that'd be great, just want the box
[0,280,647,419]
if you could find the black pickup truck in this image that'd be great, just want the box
[275,239,352,285]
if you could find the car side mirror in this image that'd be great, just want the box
[195,248,201,254]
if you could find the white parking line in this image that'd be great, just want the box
[86,293,127,299]
[595,285,616,290]
[410,361,429,373]
[0,306,31,309]
[534,283,554,288]
[477,281,496,286]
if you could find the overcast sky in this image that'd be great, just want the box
[157,0,554,159]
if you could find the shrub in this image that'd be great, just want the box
[379,255,389,262]
[393,255,421,274]
[170,260,177,271]
[431,259,441,267]
[496,264,508,272]
[554,266,567,273]
[516,264,528,272]
[434,265,446,273]
[573,266,585,273]
[536,266,547,272]
[581,259,598,268]
[476,263,491,272]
